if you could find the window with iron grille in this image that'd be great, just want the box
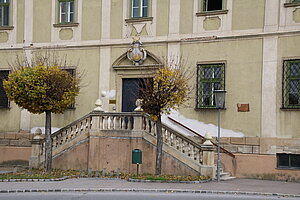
[282,59,300,109]
[0,0,9,26]
[0,70,9,108]
[58,0,74,24]
[196,63,225,108]
[277,153,300,169]
[63,68,76,109]
[202,0,223,12]
[131,0,148,18]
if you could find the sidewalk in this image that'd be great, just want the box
[0,178,299,197]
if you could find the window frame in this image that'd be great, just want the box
[58,0,75,24]
[0,0,9,27]
[130,0,149,19]
[196,63,225,109]
[62,67,76,109]
[277,153,300,170]
[0,69,10,108]
[282,59,300,109]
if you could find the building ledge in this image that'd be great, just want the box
[53,23,79,28]
[284,2,300,7]
[0,26,14,30]
[196,10,229,17]
[125,17,153,23]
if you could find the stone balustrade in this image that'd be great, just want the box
[31,111,215,176]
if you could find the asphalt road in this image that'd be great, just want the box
[0,192,299,200]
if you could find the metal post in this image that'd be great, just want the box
[137,164,139,177]
[217,108,221,182]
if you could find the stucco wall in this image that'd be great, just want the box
[222,153,300,181]
[32,0,51,43]
[232,0,265,30]
[180,38,263,137]
[82,0,101,41]
[52,136,199,176]
[277,35,300,138]
[0,146,31,164]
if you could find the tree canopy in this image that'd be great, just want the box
[3,65,80,114]
[140,64,190,119]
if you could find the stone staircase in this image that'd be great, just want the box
[30,111,234,178]
[218,166,236,181]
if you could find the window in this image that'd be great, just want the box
[282,59,300,109]
[63,68,76,109]
[291,0,300,3]
[0,70,9,108]
[277,154,300,169]
[196,63,225,108]
[59,0,74,24]
[131,0,148,18]
[0,0,9,26]
[203,0,223,12]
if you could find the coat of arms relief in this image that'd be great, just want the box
[127,36,147,66]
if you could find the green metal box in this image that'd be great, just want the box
[132,149,142,164]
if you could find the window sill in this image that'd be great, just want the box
[125,17,153,23]
[196,10,229,17]
[195,107,226,110]
[280,107,300,111]
[0,26,14,30]
[284,2,300,7]
[53,23,79,28]
[276,167,300,170]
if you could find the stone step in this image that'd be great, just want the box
[220,176,236,181]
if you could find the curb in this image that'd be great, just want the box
[128,178,211,184]
[0,176,122,182]
[0,188,299,198]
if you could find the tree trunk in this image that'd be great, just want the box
[155,116,163,175]
[44,110,52,172]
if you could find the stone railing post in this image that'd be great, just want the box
[29,128,44,168]
[200,133,216,178]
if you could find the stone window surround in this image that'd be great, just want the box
[195,61,226,110]
[0,69,10,109]
[281,58,300,110]
[197,0,228,16]
[284,2,300,8]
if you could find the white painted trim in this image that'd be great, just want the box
[20,49,33,132]
[122,0,128,38]
[75,0,82,41]
[169,0,180,36]
[24,0,33,44]
[264,0,279,32]
[193,0,199,34]
[167,43,180,61]
[151,0,157,36]
[99,47,111,111]
[101,0,111,40]
[9,0,17,44]
[51,0,56,42]
[261,36,278,138]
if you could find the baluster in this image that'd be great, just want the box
[109,116,114,129]
[99,116,103,130]
[121,116,126,130]
[194,147,200,162]
[188,144,193,158]
[80,122,83,133]
[115,116,120,129]
[170,133,174,146]
[52,137,56,149]
[104,116,108,129]
[152,121,156,136]
[145,119,150,133]
[182,141,186,154]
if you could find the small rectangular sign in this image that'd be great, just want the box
[237,104,250,112]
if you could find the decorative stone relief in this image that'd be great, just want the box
[0,31,9,43]
[127,36,147,65]
[125,21,153,38]
[59,28,73,40]
[293,8,300,23]
[203,17,221,31]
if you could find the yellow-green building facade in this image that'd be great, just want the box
[1,0,300,171]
